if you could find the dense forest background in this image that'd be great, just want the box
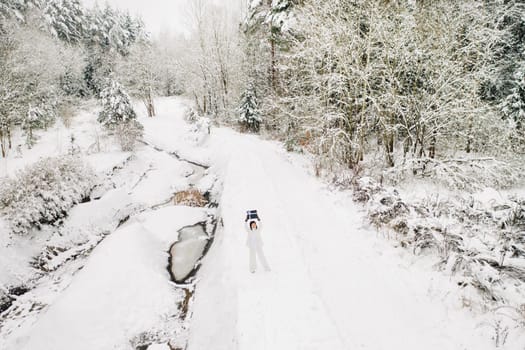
[3,0,524,184]
[238,0,525,185]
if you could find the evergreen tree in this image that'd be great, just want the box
[83,46,117,95]
[0,0,36,22]
[82,4,145,54]
[98,79,143,151]
[268,0,297,33]
[244,0,298,91]
[43,0,86,44]
[502,67,525,130]
[60,65,87,97]
[239,83,261,132]
[98,79,137,128]
[480,1,525,104]
[23,106,43,148]
[22,102,56,148]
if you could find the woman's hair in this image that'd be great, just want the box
[250,221,257,229]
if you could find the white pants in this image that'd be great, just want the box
[249,243,270,272]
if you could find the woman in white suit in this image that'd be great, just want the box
[245,219,271,273]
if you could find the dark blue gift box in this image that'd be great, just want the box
[246,210,260,221]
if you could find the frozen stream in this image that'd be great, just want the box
[142,142,219,284]
[169,223,212,283]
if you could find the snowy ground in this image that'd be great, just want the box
[9,206,208,350]
[0,100,131,290]
[0,98,217,349]
[1,97,523,349]
[187,127,525,349]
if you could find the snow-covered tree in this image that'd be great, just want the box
[502,68,525,130]
[0,0,37,22]
[43,0,86,44]
[239,83,261,132]
[0,22,67,156]
[479,1,525,104]
[22,103,56,147]
[255,0,507,170]
[98,79,143,150]
[116,43,160,117]
[98,79,137,127]
[0,23,19,157]
[84,4,146,54]
[81,5,147,95]
[83,46,118,95]
[243,0,298,91]
[182,0,242,119]
[60,61,87,97]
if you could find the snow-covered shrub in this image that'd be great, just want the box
[187,116,211,145]
[68,133,81,155]
[115,120,143,151]
[184,107,199,123]
[196,117,210,134]
[383,158,521,192]
[352,176,383,203]
[0,156,95,235]
[353,175,525,324]
[367,188,409,228]
[174,189,208,207]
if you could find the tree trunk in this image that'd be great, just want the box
[403,137,411,159]
[0,129,6,158]
[193,93,203,115]
[144,89,156,118]
[28,128,33,149]
[7,127,12,149]
[356,130,364,163]
[384,132,395,167]
[270,36,277,90]
[429,133,436,159]
[150,103,156,117]
[146,101,155,118]
[267,0,277,91]
[466,116,472,153]
[417,125,426,158]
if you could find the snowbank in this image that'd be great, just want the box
[7,206,207,350]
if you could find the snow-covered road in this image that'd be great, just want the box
[188,128,496,350]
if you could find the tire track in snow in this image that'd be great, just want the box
[216,136,346,350]
[252,139,353,349]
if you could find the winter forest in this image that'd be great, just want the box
[1,0,525,349]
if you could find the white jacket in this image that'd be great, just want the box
[245,220,263,249]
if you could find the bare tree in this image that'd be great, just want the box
[182,0,243,120]
[116,43,160,117]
